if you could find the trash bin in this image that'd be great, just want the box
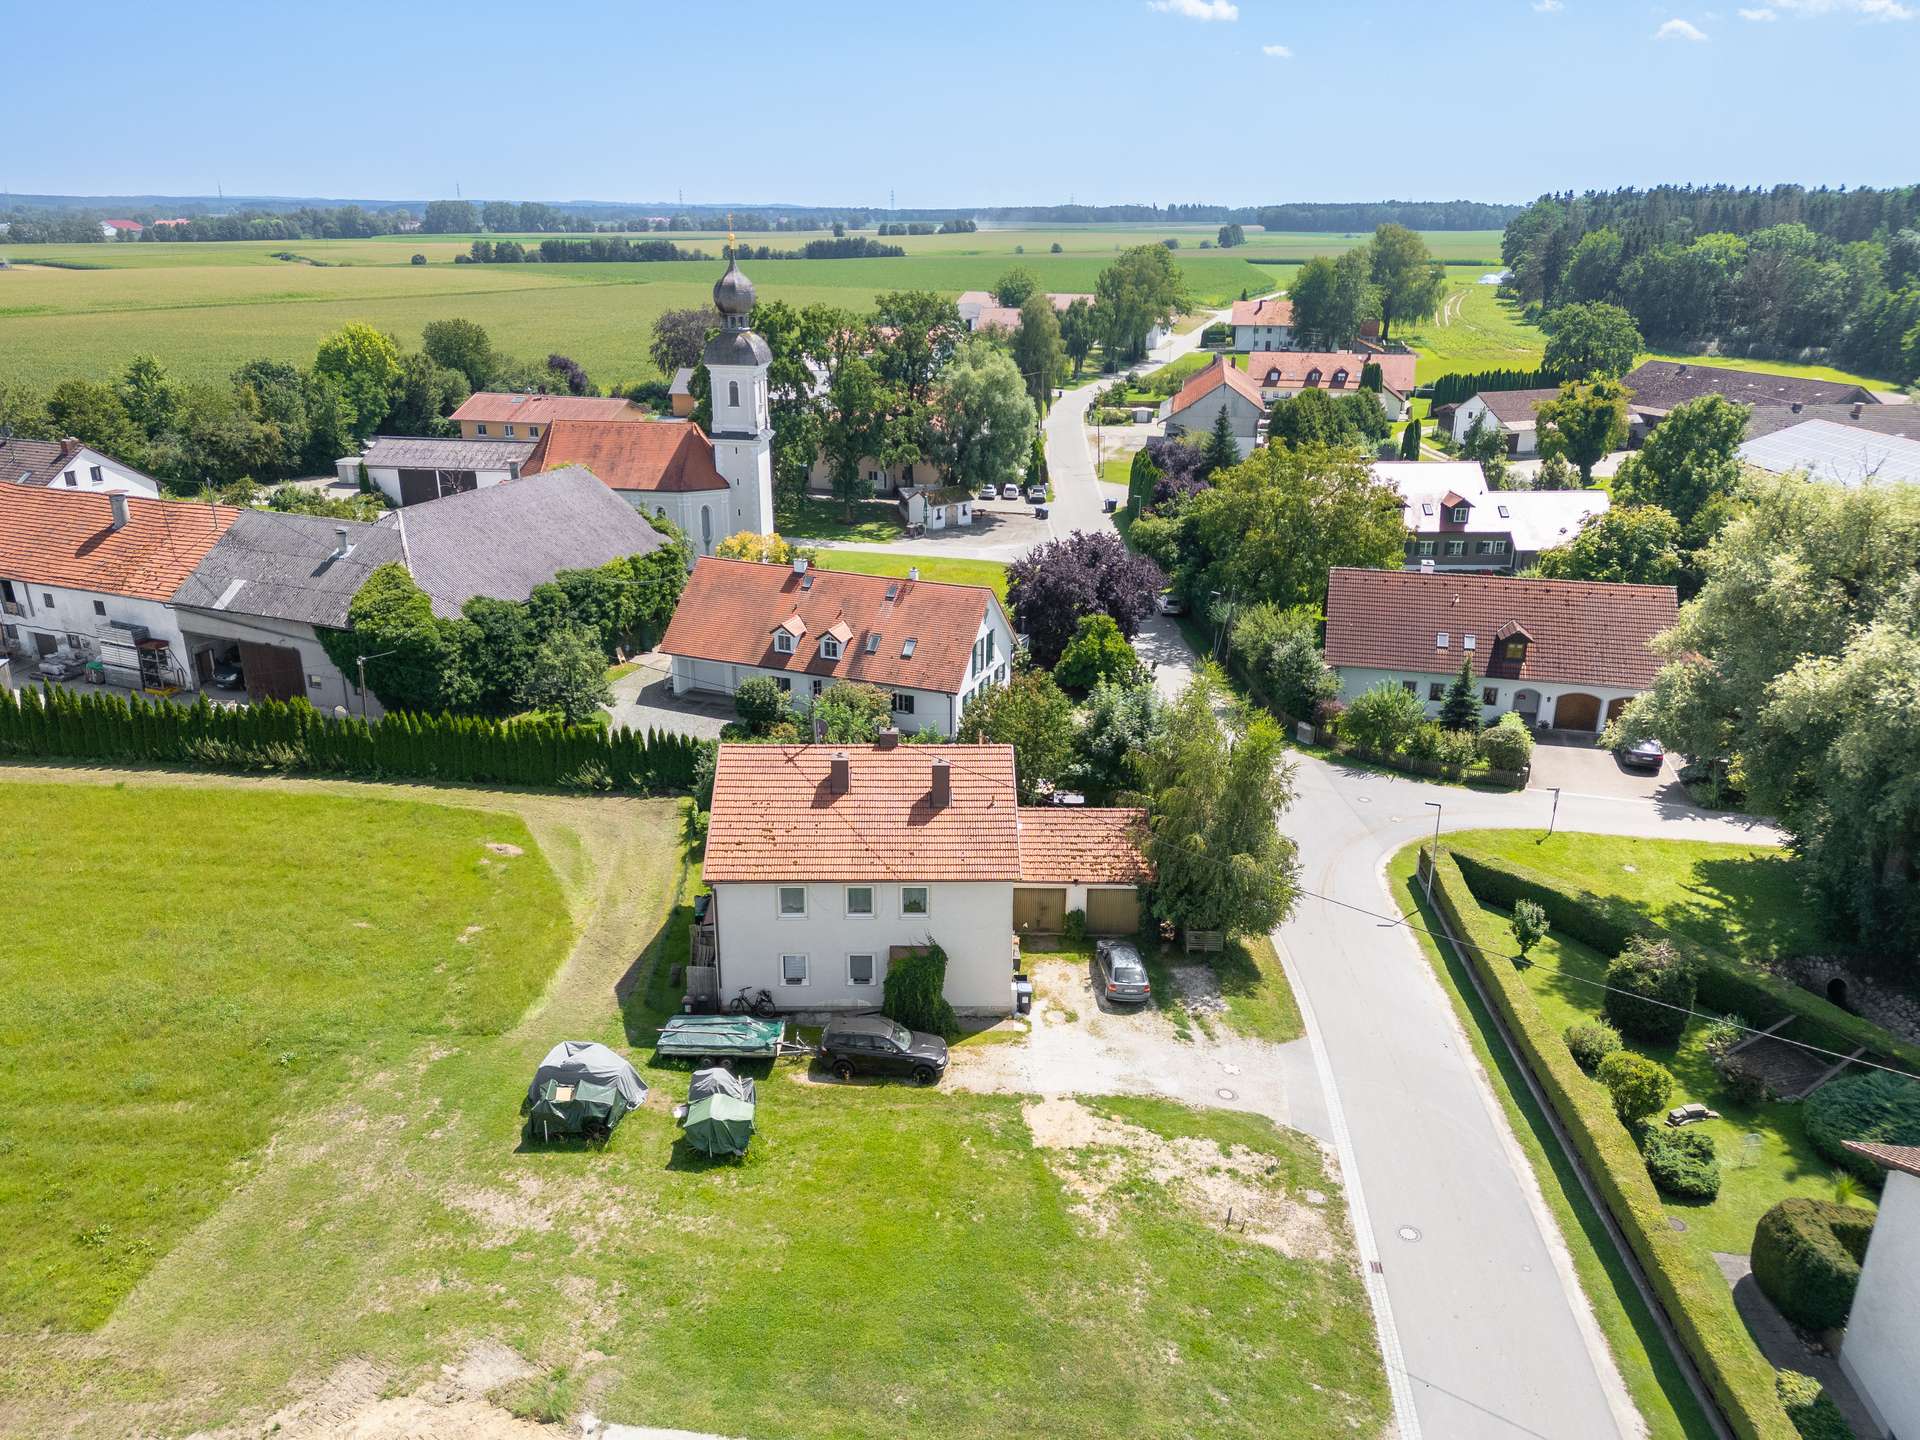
[1033,504,1048,520]
[1012,978,1034,1017]
[1103,497,1118,514]
[85,661,106,685]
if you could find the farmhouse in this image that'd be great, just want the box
[448,391,646,441]
[1838,1142,1920,1440]
[0,485,235,690]
[698,741,1149,1015]
[1737,417,1920,487]
[1245,350,1416,418]
[1229,295,1294,350]
[658,556,1013,737]
[339,435,535,507]
[1448,387,1560,457]
[1322,566,1678,734]
[1,435,161,500]
[1161,355,1266,459]
[1372,460,1609,571]
[956,290,1095,334]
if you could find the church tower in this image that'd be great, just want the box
[703,249,775,541]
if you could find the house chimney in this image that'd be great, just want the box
[58,436,83,462]
[876,727,900,750]
[332,525,350,559]
[108,493,130,531]
[1851,402,1864,419]
[929,758,951,810]
[908,566,920,582]
[793,555,809,576]
[1790,401,1803,414]
[829,751,850,795]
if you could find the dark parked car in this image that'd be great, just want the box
[818,1014,948,1085]
[210,658,246,691]
[1094,939,1151,1005]
[1615,737,1666,773]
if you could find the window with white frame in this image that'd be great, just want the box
[1450,505,1470,523]
[820,635,842,660]
[1486,538,1508,555]
[777,886,807,917]
[1482,686,1498,705]
[775,676,791,692]
[847,953,878,987]
[774,631,795,654]
[1445,539,1466,556]
[1416,540,1435,556]
[845,885,874,917]
[63,471,77,487]
[891,692,915,715]
[901,885,929,916]
[780,953,809,986]
[505,424,515,437]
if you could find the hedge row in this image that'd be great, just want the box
[1750,1198,1873,1331]
[1427,365,1562,408]
[1422,848,1798,1440]
[1448,851,1920,1075]
[0,684,709,794]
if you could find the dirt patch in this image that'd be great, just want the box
[1168,964,1227,1016]
[484,842,525,857]
[1023,1098,1335,1260]
[443,1175,558,1246]
[202,1341,545,1439]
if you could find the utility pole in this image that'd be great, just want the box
[1546,786,1562,838]
[1423,801,1444,900]
[355,649,396,719]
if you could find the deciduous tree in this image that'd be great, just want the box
[1540,301,1643,380]
[313,323,403,442]
[1533,505,1683,586]
[1536,378,1630,485]
[956,670,1074,801]
[933,339,1035,495]
[1012,294,1064,411]
[648,307,720,376]
[421,318,497,391]
[1368,224,1447,341]
[1006,530,1166,668]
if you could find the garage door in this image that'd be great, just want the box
[1085,888,1140,935]
[239,641,304,702]
[1553,692,1601,731]
[1013,887,1066,934]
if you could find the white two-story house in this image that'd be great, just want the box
[659,556,1014,737]
[1,436,161,500]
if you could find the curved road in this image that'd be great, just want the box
[1042,335,1783,1438]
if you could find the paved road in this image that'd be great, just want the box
[1276,754,1780,1439]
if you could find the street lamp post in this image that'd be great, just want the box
[355,649,397,721]
[1546,786,1562,838]
[1423,800,1444,899]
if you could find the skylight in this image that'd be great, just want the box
[1421,502,1434,516]
[1497,504,1510,518]
[865,633,879,654]
[1463,634,1477,650]
[902,638,917,658]
[1436,631,1450,648]
[884,583,900,601]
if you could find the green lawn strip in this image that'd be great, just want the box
[1384,845,1717,1439]
[1418,845,1798,1440]
[1215,935,1304,1044]
[783,496,905,543]
[1098,454,1132,487]
[0,780,571,1332]
[807,548,1010,604]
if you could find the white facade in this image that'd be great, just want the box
[345,455,522,509]
[1333,663,1638,734]
[899,489,975,531]
[173,607,375,717]
[1233,321,1295,351]
[19,445,159,500]
[1841,1169,1920,1438]
[1452,394,1539,456]
[709,879,1016,1015]
[0,575,194,689]
[1163,385,1263,459]
[635,491,730,560]
[706,362,775,543]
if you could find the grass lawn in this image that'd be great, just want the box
[782,495,905,544]
[1385,844,1717,1440]
[0,768,1385,1440]
[1099,454,1133,487]
[0,779,571,1332]
[1215,935,1305,1044]
[808,548,1010,603]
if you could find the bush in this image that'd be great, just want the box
[1775,1371,1853,1440]
[882,941,958,1038]
[1751,1198,1874,1330]
[1476,711,1534,771]
[1642,1125,1722,1201]
[1597,1050,1674,1125]
[1434,728,1481,770]
[1603,936,1697,1042]
[1063,909,1088,944]
[734,675,789,734]
[1054,613,1142,692]
[1805,1070,1920,1181]
[1341,680,1429,755]
[1566,1021,1622,1073]
[410,253,427,266]
[1700,1012,1747,1060]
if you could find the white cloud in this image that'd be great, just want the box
[1739,6,1778,16]
[1655,16,1711,38]
[1261,42,1293,56]
[1149,0,1239,19]
[1767,0,1913,16]
[1533,0,1564,12]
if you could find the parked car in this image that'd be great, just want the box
[1024,483,1046,504]
[1094,940,1151,1005]
[818,1014,948,1085]
[1154,590,1187,616]
[1000,482,1020,500]
[1615,737,1666,773]
[211,658,246,691]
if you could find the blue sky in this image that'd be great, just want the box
[7,0,1913,207]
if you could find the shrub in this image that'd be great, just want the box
[1476,711,1534,772]
[734,675,788,734]
[1805,1070,1920,1181]
[410,253,427,266]
[1566,1021,1622,1073]
[1751,1198,1874,1330]
[882,941,958,1038]
[1642,1125,1722,1201]
[1063,909,1088,944]
[1775,1371,1853,1440]
[1603,936,1696,1043]
[1700,1012,1747,1060]
[1434,728,1481,770]
[1054,613,1142,692]
[1341,680,1429,755]
[1511,899,1550,962]
[1597,1051,1674,1125]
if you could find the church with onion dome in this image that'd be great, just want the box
[699,249,776,547]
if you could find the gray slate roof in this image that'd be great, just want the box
[1739,419,1920,487]
[170,510,404,628]
[359,435,537,471]
[1,436,158,489]
[1622,361,1874,414]
[381,465,666,618]
[703,330,772,368]
[1743,402,1920,443]
[670,367,695,396]
[1477,387,1561,425]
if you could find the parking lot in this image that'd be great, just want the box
[1526,732,1686,803]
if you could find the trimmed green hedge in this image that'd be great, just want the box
[1642,1125,1722,1202]
[1422,848,1798,1440]
[1775,1370,1855,1440]
[0,683,707,794]
[1447,851,1920,1074]
[1805,1070,1920,1181]
[1750,1199,1874,1331]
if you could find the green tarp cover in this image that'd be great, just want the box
[684,1092,757,1156]
[529,1077,632,1138]
[656,1015,785,1057]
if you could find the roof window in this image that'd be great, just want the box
[884,582,900,601]
[865,633,880,654]
[1497,504,1510,518]
[1436,631,1450,648]
[901,638,917,658]
[1462,634,1477,651]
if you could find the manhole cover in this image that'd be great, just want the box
[1355,796,1372,804]
[1397,1225,1422,1243]
[1668,1216,1688,1232]
[1216,1087,1237,1101]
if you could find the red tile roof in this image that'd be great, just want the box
[524,419,727,493]
[1169,355,1267,416]
[704,743,1022,883]
[450,392,646,426]
[1230,296,1293,327]
[660,557,997,695]
[1018,808,1150,884]
[1323,567,1678,690]
[1843,1141,1920,1179]
[0,486,237,601]
[1247,349,1418,396]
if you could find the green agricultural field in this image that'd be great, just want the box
[0,769,1385,1440]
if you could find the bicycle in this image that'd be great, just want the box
[728,985,778,1018]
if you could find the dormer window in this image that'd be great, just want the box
[820,636,842,660]
[1265,368,1281,384]
[1331,368,1349,387]
[774,631,795,655]
[1304,368,1322,386]
[1450,505,1470,523]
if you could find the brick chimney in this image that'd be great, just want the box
[829,751,850,795]
[876,727,900,751]
[58,436,83,462]
[929,758,951,810]
[1851,402,1864,420]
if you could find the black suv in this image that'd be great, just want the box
[818,1014,949,1085]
